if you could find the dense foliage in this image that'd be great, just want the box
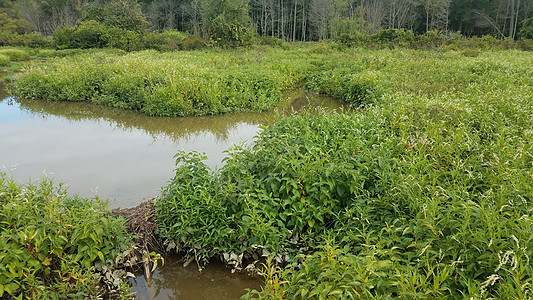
[0,173,135,298]
[8,47,313,116]
[1,0,533,43]
[154,48,533,298]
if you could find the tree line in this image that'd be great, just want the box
[1,0,533,43]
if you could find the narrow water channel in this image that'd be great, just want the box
[0,86,346,209]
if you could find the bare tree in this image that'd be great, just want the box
[360,0,384,33]
[422,0,450,32]
[310,0,329,39]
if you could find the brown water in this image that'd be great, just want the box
[130,257,262,299]
[0,88,346,208]
[0,84,346,299]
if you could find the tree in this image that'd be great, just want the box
[518,16,533,39]
[360,0,385,34]
[200,0,253,45]
[84,0,149,31]
[0,12,32,33]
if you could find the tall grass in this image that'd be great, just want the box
[8,47,318,116]
[155,47,533,298]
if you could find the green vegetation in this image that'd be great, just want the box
[152,48,533,298]
[8,47,313,116]
[51,23,206,51]
[3,40,533,298]
[0,173,135,298]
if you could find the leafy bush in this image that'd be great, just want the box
[53,21,111,49]
[83,0,149,32]
[142,30,188,51]
[255,36,286,47]
[306,68,387,106]
[519,17,533,40]
[0,173,134,298]
[141,30,205,51]
[180,35,207,50]
[153,48,533,299]
[0,32,50,48]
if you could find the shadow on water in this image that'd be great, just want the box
[0,87,347,208]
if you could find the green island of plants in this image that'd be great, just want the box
[0,173,135,299]
[7,47,315,116]
[153,47,533,299]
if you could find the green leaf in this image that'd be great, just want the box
[97,251,104,261]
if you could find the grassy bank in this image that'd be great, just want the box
[153,47,533,298]
[7,47,317,116]
[0,173,135,298]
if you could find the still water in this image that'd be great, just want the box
[131,257,262,299]
[0,87,345,209]
[0,84,346,299]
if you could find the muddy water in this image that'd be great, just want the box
[0,88,346,208]
[130,257,262,299]
[1,84,346,299]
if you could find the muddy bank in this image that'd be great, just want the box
[112,200,262,299]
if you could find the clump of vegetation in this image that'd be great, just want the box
[0,53,9,67]
[154,47,533,298]
[0,172,135,298]
[8,48,313,116]
[0,48,31,61]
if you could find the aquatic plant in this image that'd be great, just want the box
[9,48,312,116]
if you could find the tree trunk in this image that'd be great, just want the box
[293,0,297,41]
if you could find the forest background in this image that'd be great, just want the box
[1,0,533,49]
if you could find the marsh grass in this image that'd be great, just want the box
[154,46,533,299]
[9,47,317,116]
[4,44,533,298]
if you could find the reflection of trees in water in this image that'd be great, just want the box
[0,80,7,100]
[13,90,346,143]
[15,98,266,142]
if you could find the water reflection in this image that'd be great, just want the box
[131,258,262,299]
[0,90,346,208]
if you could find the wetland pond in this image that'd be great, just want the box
[1,86,346,209]
[0,84,347,299]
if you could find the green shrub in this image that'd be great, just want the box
[151,47,533,299]
[255,36,286,47]
[141,30,187,51]
[0,32,50,48]
[518,17,533,40]
[180,35,207,50]
[0,173,134,298]
[53,20,112,49]
[306,67,387,106]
